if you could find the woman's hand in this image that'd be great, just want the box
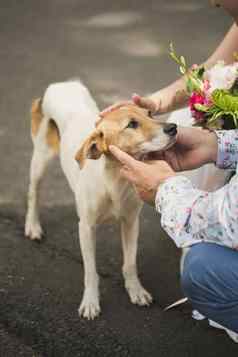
[109,126,218,203]
[99,90,184,118]
[109,145,176,204]
[99,94,158,118]
[156,127,218,172]
[100,78,188,118]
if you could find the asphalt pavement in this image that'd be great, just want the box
[0,0,237,356]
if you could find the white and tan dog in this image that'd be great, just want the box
[25,80,177,320]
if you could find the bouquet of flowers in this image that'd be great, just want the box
[169,43,238,129]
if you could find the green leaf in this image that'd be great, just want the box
[169,42,174,53]
[212,89,238,111]
[186,78,194,94]
[169,43,188,73]
[179,66,185,75]
[193,103,209,112]
[180,56,186,67]
[197,67,205,78]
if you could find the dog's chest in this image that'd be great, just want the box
[95,187,140,224]
[103,171,142,221]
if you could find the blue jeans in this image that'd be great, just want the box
[181,243,238,333]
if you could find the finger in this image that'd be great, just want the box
[163,149,174,161]
[134,186,150,202]
[132,93,142,105]
[132,94,158,113]
[109,145,139,169]
[120,167,138,184]
[99,101,132,118]
[137,188,147,201]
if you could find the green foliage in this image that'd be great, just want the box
[169,43,204,94]
[169,43,238,129]
[194,103,209,112]
[207,89,238,127]
[169,43,187,75]
[197,67,205,79]
[212,89,238,111]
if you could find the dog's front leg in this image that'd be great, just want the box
[121,216,153,306]
[78,221,100,320]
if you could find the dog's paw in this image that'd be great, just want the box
[127,283,153,306]
[25,218,43,240]
[79,293,100,320]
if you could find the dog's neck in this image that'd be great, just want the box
[103,151,146,171]
[103,154,122,172]
[103,154,132,186]
[103,155,135,197]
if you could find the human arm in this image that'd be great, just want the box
[146,23,238,114]
[109,144,238,249]
[100,24,238,117]
[156,172,238,249]
[109,127,238,249]
[143,23,238,113]
[108,126,238,192]
[215,129,238,169]
[157,129,238,249]
[158,125,238,249]
[109,143,238,250]
[159,128,238,171]
[205,23,238,68]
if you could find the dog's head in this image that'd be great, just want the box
[75,104,177,168]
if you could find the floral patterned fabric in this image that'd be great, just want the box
[155,129,238,250]
[216,130,238,170]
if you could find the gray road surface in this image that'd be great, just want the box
[0,0,237,356]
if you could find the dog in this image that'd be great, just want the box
[25,80,177,319]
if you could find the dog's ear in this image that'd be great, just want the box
[95,116,103,127]
[75,130,108,169]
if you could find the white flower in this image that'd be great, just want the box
[205,62,238,93]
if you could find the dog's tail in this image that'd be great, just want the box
[31,97,60,154]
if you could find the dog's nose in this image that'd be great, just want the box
[163,123,177,136]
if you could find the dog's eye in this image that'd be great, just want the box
[127,119,139,129]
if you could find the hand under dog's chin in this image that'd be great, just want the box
[135,137,177,161]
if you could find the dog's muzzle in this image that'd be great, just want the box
[163,123,177,137]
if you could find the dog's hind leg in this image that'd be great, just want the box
[121,216,153,306]
[78,220,100,320]
[25,99,59,240]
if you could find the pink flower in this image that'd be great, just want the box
[191,109,205,122]
[203,79,211,92]
[189,92,206,122]
[191,64,199,70]
[189,92,205,108]
[205,62,238,92]
[204,95,213,107]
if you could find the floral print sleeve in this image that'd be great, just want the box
[155,129,238,249]
[155,173,238,250]
[215,130,238,169]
